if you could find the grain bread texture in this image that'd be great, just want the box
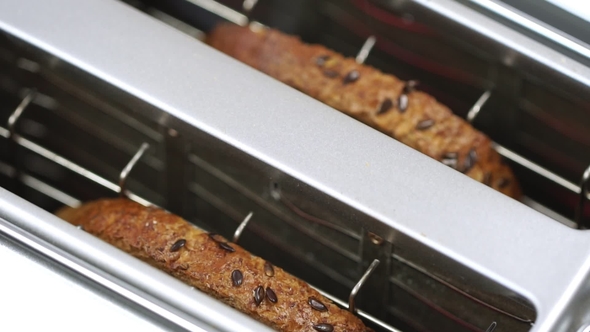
[56,198,372,332]
[206,23,521,199]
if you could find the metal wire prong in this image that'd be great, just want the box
[355,35,376,64]
[349,259,380,313]
[8,88,37,139]
[466,90,492,123]
[575,163,590,228]
[233,211,254,243]
[119,142,150,197]
[485,321,497,332]
[242,0,258,23]
[242,0,258,13]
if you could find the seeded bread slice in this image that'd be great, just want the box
[206,23,521,199]
[56,198,373,332]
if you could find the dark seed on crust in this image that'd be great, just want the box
[264,261,275,277]
[315,55,330,66]
[377,98,394,115]
[463,148,478,173]
[498,178,510,188]
[398,94,408,113]
[343,70,360,84]
[313,323,334,332]
[266,287,278,303]
[323,70,339,78]
[254,286,265,306]
[231,270,243,287]
[308,297,328,312]
[416,119,435,130]
[170,239,186,252]
[404,80,419,93]
[207,232,235,252]
[218,242,235,252]
[208,233,224,243]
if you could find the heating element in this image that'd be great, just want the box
[0,0,590,332]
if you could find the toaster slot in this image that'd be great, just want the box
[0,21,539,332]
[4,0,590,331]
[130,0,590,230]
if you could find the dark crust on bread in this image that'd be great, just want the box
[56,198,372,332]
[206,23,521,199]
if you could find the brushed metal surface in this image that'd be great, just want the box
[0,227,169,332]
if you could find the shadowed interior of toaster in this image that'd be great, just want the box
[0,20,540,332]
[127,0,590,229]
[7,0,590,329]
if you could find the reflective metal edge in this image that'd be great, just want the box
[0,188,272,332]
[416,0,590,89]
[0,225,168,332]
[0,0,590,331]
[466,0,590,61]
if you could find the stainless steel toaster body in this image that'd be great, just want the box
[0,0,589,332]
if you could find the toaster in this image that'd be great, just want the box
[0,0,589,331]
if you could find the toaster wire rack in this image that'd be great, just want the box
[0,78,405,332]
[0,39,522,332]
[2,0,590,332]
[0,58,507,332]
